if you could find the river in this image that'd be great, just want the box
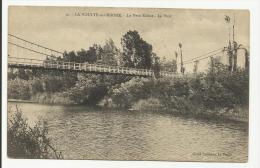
[8,102,248,162]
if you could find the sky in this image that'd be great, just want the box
[8,6,249,72]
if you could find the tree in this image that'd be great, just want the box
[86,44,102,63]
[98,39,120,66]
[63,51,77,62]
[121,30,153,69]
[77,49,88,63]
[63,44,102,64]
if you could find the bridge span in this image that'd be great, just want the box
[8,34,180,77]
[8,57,180,77]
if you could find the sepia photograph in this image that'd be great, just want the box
[7,6,249,162]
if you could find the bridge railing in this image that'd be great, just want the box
[8,57,155,76]
[8,57,179,77]
[42,60,154,76]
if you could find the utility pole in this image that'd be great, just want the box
[232,14,238,71]
[179,43,185,74]
[227,41,233,72]
[232,13,235,43]
[225,14,236,72]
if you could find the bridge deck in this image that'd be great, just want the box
[8,57,179,77]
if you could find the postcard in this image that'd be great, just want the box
[7,6,249,162]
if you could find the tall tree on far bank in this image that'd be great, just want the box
[121,30,153,69]
[98,39,120,66]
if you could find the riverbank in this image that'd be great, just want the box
[8,99,248,124]
[8,99,37,103]
[128,106,248,123]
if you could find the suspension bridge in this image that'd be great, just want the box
[8,34,247,77]
[8,34,182,77]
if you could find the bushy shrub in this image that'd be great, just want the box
[42,76,65,93]
[31,78,44,95]
[8,79,31,100]
[215,68,249,106]
[109,86,133,108]
[8,106,63,159]
[202,81,237,109]
[66,74,110,105]
[109,77,150,108]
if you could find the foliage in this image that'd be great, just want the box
[63,44,103,63]
[212,68,249,106]
[206,59,249,106]
[62,41,120,66]
[109,77,150,108]
[8,69,32,80]
[8,71,78,101]
[8,106,63,159]
[8,79,31,100]
[108,67,249,115]
[99,39,120,65]
[121,30,153,69]
[65,74,126,105]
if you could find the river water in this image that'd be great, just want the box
[8,102,248,162]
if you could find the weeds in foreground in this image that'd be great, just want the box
[8,106,63,159]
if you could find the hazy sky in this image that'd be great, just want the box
[9,6,249,72]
